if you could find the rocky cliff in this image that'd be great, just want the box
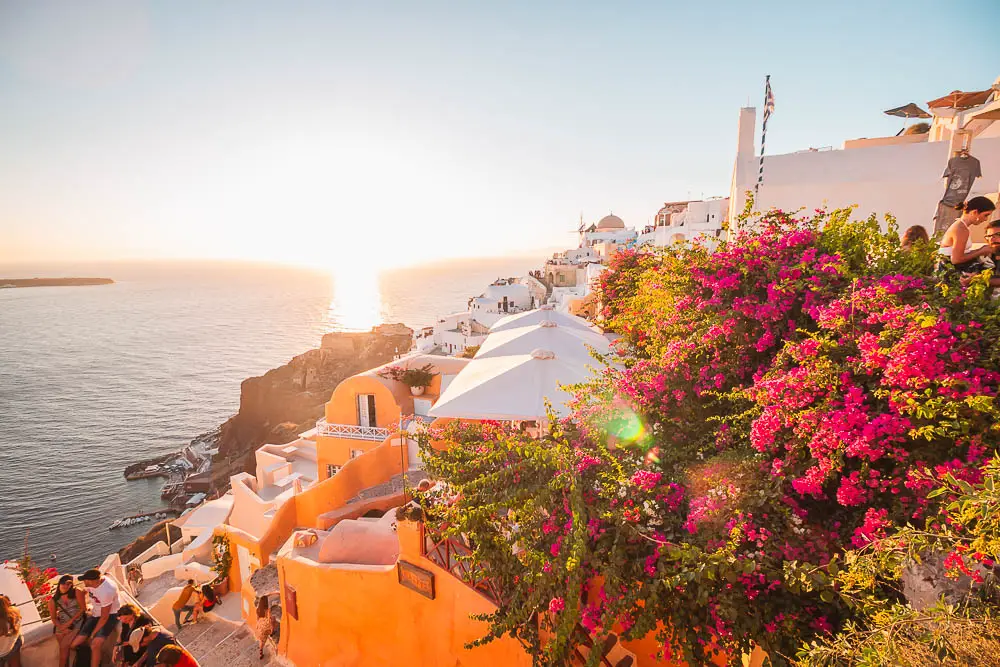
[209,325,412,485]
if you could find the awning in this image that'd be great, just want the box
[884,103,931,119]
[927,89,994,110]
[475,320,610,362]
[429,349,601,421]
[490,306,601,335]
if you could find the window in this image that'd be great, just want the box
[326,464,341,478]
[350,449,363,459]
[356,394,376,427]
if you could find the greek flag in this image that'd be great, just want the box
[756,75,775,193]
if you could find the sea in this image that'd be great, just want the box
[0,257,539,572]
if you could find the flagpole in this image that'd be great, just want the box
[755,74,772,195]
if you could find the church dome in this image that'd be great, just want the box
[596,214,625,231]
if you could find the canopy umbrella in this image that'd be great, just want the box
[927,89,993,111]
[429,349,600,421]
[884,103,931,119]
[490,306,600,334]
[475,320,610,362]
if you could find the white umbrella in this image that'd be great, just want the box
[429,349,599,421]
[490,305,600,334]
[475,320,610,362]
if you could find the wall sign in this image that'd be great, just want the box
[397,561,435,600]
[285,583,298,620]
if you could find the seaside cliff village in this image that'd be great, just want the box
[5,75,1000,667]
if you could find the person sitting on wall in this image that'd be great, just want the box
[48,575,87,667]
[127,626,175,667]
[189,585,216,624]
[114,605,152,667]
[73,569,122,667]
[937,196,998,275]
[0,595,22,667]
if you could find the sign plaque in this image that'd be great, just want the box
[397,561,435,600]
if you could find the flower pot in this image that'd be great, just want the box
[213,578,230,597]
[410,386,426,396]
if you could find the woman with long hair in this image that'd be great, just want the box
[900,224,929,250]
[253,597,273,661]
[938,196,998,273]
[189,584,217,623]
[0,595,22,667]
[47,575,86,667]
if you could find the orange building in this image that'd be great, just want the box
[212,352,765,666]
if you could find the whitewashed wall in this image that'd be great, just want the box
[730,107,1000,234]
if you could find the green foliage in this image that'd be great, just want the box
[211,534,232,584]
[379,363,437,387]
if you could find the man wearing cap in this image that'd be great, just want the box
[127,626,175,667]
[72,569,122,667]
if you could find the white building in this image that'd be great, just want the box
[637,198,729,247]
[729,77,1000,235]
[414,279,537,356]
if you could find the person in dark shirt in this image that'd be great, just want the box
[115,605,152,667]
[127,626,175,667]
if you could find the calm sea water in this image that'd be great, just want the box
[0,257,537,571]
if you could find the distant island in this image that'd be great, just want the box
[0,277,114,288]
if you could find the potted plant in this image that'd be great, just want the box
[211,534,232,596]
[378,363,437,396]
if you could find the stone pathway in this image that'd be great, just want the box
[344,470,429,505]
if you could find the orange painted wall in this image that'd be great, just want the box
[318,376,405,479]
[295,439,406,529]
[276,521,532,667]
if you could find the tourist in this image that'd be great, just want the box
[73,569,121,667]
[0,595,22,667]
[937,196,998,273]
[127,626,174,667]
[253,597,274,660]
[189,585,216,623]
[114,605,152,667]
[170,581,197,630]
[48,575,86,667]
[152,645,196,667]
[900,224,929,250]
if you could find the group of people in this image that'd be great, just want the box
[901,196,1000,285]
[0,570,197,667]
[169,581,216,631]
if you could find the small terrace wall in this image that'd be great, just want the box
[276,521,532,667]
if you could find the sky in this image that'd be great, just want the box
[1,0,998,272]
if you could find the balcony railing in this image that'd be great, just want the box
[316,419,392,442]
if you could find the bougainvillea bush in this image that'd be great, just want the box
[418,206,1000,666]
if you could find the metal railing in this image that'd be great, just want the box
[315,419,391,442]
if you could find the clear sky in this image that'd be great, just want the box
[1,0,998,271]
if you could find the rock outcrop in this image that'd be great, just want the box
[209,325,412,486]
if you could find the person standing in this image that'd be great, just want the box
[47,575,86,667]
[253,598,274,661]
[170,582,197,630]
[73,569,122,667]
[934,149,983,235]
[0,595,22,667]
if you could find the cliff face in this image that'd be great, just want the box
[213,325,412,476]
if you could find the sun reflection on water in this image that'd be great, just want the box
[327,264,385,332]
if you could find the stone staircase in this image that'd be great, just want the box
[344,470,429,505]
[176,614,288,667]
